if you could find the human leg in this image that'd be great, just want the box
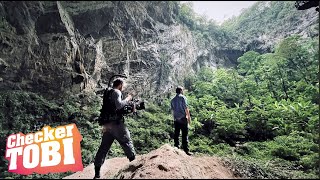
[93,131,115,178]
[113,123,136,161]
[174,121,181,148]
[181,122,189,154]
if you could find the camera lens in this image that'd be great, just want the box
[137,102,145,110]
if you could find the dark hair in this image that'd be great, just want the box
[113,78,124,87]
[176,86,183,94]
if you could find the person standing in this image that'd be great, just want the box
[93,78,136,179]
[170,86,192,155]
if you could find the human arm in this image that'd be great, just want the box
[185,107,191,124]
[183,96,191,124]
[114,90,132,110]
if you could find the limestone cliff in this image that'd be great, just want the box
[1,1,184,99]
[0,1,318,100]
[221,1,319,54]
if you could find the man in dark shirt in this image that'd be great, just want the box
[170,86,192,155]
[93,79,136,179]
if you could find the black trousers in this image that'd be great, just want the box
[174,120,189,152]
[94,121,135,167]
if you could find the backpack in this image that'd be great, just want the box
[98,88,122,125]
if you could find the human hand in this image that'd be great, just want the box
[188,123,191,129]
[101,125,107,133]
[187,116,191,124]
[126,94,133,101]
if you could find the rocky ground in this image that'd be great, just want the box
[64,144,238,179]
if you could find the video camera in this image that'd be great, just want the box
[121,99,145,115]
[107,74,145,115]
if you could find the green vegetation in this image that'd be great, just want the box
[221,1,319,46]
[177,1,233,48]
[183,35,319,178]
[1,35,317,179]
[0,90,173,179]
[0,1,318,179]
[0,91,102,179]
[177,1,318,51]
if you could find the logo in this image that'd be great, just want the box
[5,123,83,175]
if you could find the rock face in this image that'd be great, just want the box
[223,1,319,54]
[0,1,318,100]
[0,1,198,100]
[64,144,238,179]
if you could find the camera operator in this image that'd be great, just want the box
[93,78,136,179]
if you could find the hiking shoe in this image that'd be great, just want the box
[129,156,136,162]
[185,151,193,156]
[93,166,101,179]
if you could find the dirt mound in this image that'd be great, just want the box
[64,144,238,179]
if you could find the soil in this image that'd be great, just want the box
[64,144,239,179]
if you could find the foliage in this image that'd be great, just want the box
[183,35,319,178]
[221,1,318,42]
[0,91,102,179]
[0,2,318,179]
[0,36,318,179]
[0,91,175,179]
[176,2,234,48]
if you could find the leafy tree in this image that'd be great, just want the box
[237,51,261,76]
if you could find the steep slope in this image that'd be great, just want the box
[221,1,319,53]
[0,1,181,99]
[0,1,220,100]
[64,144,238,179]
[0,2,318,179]
[1,1,317,100]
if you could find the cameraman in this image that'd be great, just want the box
[93,78,136,179]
